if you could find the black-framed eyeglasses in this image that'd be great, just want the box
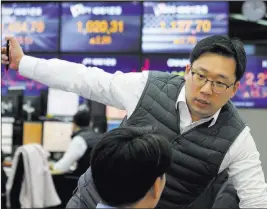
[191,70,235,94]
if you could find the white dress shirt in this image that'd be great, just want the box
[96,203,114,208]
[18,55,267,208]
[53,136,87,172]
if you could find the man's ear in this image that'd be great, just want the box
[184,64,191,81]
[231,81,240,98]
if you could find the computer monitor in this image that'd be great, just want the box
[7,88,23,119]
[106,106,126,120]
[42,121,73,152]
[1,95,14,117]
[47,88,79,116]
[107,119,122,131]
[1,122,13,155]
[1,94,22,118]
[22,96,41,121]
[23,122,42,145]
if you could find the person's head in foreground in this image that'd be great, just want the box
[91,126,173,208]
[185,35,246,121]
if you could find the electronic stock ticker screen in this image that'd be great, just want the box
[61,54,140,73]
[1,2,60,52]
[142,55,188,76]
[1,54,57,96]
[60,2,141,53]
[232,56,267,108]
[142,1,228,53]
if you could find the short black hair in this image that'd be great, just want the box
[190,35,247,81]
[91,126,173,207]
[73,110,90,127]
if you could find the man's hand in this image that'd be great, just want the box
[1,36,24,71]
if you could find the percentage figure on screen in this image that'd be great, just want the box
[89,35,112,45]
[245,72,267,86]
[173,36,197,45]
[257,72,267,86]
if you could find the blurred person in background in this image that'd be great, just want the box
[2,35,267,208]
[52,109,101,177]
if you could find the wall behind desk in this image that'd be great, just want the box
[239,109,267,180]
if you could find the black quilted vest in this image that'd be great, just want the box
[70,128,101,177]
[120,71,246,208]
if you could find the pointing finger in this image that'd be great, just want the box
[1,47,7,54]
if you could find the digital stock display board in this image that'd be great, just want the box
[60,2,141,53]
[1,54,58,96]
[142,1,229,53]
[1,2,60,52]
[141,55,189,76]
[232,56,267,108]
[60,54,140,73]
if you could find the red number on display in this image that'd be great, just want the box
[257,73,267,86]
[245,72,254,86]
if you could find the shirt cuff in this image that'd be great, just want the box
[18,55,39,79]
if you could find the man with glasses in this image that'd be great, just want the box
[2,35,267,208]
[191,70,236,94]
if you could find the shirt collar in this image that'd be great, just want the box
[96,203,115,208]
[175,86,221,127]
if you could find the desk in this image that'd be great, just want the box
[48,161,66,175]
[3,163,78,208]
[3,160,73,176]
[23,122,42,145]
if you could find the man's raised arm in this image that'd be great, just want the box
[1,36,148,114]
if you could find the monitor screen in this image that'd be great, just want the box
[142,1,229,53]
[231,56,267,108]
[1,122,13,155]
[106,106,126,120]
[141,55,189,76]
[1,122,13,137]
[1,2,60,52]
[42,121,73,152]
[107,119,122,131]
[1,96,15,117]
[1,54,58,96]
[60,2,141,52]
[60,54,140,73]
[23,122,42,145]
[47,88,79,116]
[22,96,41,121]
[1,92,22,118]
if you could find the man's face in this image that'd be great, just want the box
[72,122,78,133]
[184,52,240,121]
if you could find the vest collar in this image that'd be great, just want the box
[71,127,92,138]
